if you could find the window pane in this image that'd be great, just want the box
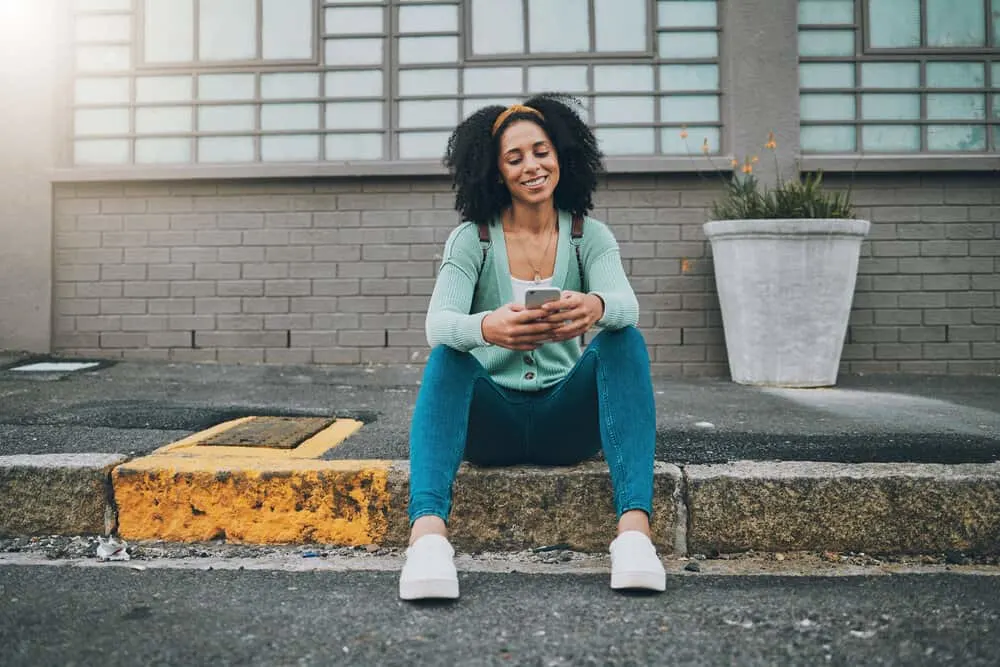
[263,0,314,60]
[261,104,320,131]
[661,126,719,154]
[995,0,1000,44]
[326,102,384,130]
[399,100,458,129]
[861,62,920,88]
[660,95,719,123]
[76,45,131,72]
[993,63,1000,88]
[528,66,588,93]
[862,125,921,151]
[136,138,191,164]
[798,30,854,56]
[798,0,853,24]
[199,105,255,131]
[658,1,717,27]
[76,15,131,42]
[399,69,457,96]
[529,0,589,53]
[867,0,919,48]
[398,36,457,63]
[325,38,383,65]
[75,0,131,9]
[398,132,449,159]
[198,137,255,162]
[927,0,986,47]
[926,62,985,88]
[75,109,129,136]
[326,134,383,160]
[327,71,383,97]
[799,63,854,89]
[801,126,856,152]
[594,97,654,124]
[994,94,1000,119]
[398,5,458,33]
[144,0,193,63]
[261,135,320,161]
[135,107,193,133]
[596,128,655,155]
[470,0,524,55]
[200,0,256,61]
[861,93,920,120]
[927,94,986,120]
[927,125,986,150]
[595,0,647,52]
[464,68,522,95]
[261,73,320,99]
[661,64,719,91]
[658,32,717,58]
[198,74,255,100]
[325,7,383,34]
[801,94,856,121]
[75,77,129,105]
[75,139,129,165]
[595,66,654,92]
[462,98,519,118]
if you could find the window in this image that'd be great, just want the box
[798,0,999,153]
[69,0,721,167]
[141,0,317,65]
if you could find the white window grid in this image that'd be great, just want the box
[798,0,1000,154]
[68,0,723,166]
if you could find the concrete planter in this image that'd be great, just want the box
[703,218,871,387]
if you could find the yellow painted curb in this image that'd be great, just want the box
[112,418,393,545]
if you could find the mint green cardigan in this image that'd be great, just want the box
[425,210,639,391]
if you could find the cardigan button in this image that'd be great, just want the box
[524,372,535,381]
[523,355,534,365]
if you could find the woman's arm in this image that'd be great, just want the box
[424,224,490,351]
[585,223,640,329]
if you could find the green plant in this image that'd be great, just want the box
[684,130,856,221]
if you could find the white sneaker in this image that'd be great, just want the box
[399,534,459,600]
[610,531,666,592]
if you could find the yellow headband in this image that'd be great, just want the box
[491,104,545,136]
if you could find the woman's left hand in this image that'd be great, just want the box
[539,291,604,342]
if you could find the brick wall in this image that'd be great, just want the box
[52,172,1000,375]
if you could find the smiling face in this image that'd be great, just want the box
[497,120,560,208]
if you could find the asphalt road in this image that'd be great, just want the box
[1,360,997,463]
[2,563,999,666]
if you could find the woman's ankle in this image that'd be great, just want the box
[409,515,448,545]
[616,509,651,537]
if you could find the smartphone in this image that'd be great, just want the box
[524,287,562,309]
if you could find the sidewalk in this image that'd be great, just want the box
[1,352,998,556]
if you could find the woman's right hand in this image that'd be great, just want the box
[481,303,555,351]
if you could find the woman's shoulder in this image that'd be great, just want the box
[576,214,618,249]
[442,220,486,259]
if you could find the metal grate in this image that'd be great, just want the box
[197,416,337,449]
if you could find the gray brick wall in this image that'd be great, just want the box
[52,172,1000,376]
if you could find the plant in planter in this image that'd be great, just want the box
[693,132,870,387]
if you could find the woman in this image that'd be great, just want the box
[400,93,664,600]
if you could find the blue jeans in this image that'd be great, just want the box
[408,326,656,525]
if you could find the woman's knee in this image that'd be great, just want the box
[424,345,480,377]
[590,326,648,359]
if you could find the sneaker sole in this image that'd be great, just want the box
[611,571,666,592]
[399,578,460,601]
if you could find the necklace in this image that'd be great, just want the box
[509,217,556,283]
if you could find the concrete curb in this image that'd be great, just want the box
[0,453,127,536]
[5,453,1000,556]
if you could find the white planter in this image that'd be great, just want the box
[703,218,871,388]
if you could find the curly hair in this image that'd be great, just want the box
[442,93,604,224]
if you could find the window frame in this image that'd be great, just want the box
[136,0,322,69]
[461,0,656,61]
[798,0,999,155]
[862,0,997,54]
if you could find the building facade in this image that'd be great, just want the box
[1,0,998,375]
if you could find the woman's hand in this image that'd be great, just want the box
[481,303,556,351]
[539,291,604,342]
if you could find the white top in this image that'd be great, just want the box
[511,275,555,305]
